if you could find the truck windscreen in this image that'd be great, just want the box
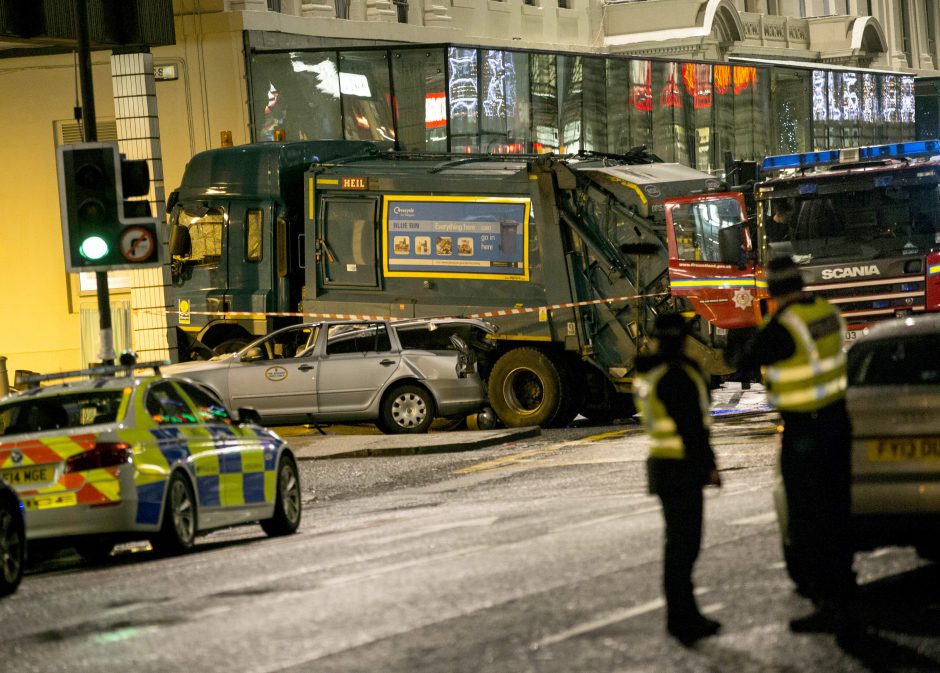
[762,184,940,264]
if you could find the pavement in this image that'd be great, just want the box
[276,382,772,460]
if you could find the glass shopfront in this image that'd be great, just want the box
[248,45,915,174]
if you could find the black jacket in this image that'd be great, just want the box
[637,353,717,494]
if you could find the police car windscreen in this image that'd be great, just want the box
[0,391,125,436]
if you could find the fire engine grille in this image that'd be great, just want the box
[808,279,925,325]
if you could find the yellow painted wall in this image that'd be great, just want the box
[0,52,114,378]
[0,13,249,380]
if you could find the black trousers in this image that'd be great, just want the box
[657,485,704,625]
[780,400,855,604]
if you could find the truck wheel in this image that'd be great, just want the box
[213,338,250,355]
[151,472,197,556]
[261,455,302,537]
[542,362,578,428]
[488,348,563,428]
[378,384,435,434]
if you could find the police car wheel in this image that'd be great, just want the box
[152,472,197,555]
[0,497,25,597]
[261,456,302,537]
[378,384,435,434]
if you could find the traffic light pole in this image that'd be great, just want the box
[74,0,115,365]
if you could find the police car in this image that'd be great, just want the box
[0,358,302,561]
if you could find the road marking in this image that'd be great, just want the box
[534,589,714,648]
[582,428,644,441]
[453,444,572,474]
[729,511,777,526]
[453,429,647,476]
[534,598,666,648]
[368,517,499,544]
[320,545,491,587]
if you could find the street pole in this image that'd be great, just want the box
[74,0,115,365]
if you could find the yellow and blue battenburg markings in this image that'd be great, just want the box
[133,425,282,525]
[670,277,756,289]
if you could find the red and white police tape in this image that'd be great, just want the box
[164,290,669,322]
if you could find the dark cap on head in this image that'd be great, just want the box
[766,255,804,297]
[652,312,690,341]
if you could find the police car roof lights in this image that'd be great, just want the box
[19,359,171,389]
[761,139,940,174]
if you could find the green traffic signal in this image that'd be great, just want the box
[57,142,160,271]
[78,235,110,261]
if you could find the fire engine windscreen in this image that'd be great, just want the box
[762,185,940,264]
[671,198,746,263]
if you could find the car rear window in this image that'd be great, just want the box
[848,336,940,386]
[0,391,126,436]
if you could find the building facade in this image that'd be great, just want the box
[1,0,939,377]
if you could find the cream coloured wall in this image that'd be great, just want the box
[0,11,251,378]
[0,53,119,377]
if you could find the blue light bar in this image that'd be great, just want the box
[761,139,940,174]
[858,140,940,160]
[761,150,840,172]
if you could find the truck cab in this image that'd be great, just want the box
[167,140,377,358]
[754,140,940,339]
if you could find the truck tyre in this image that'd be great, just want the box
[378,384,435,434]
[213,338,250,355]
[488,348,563,428]
[151,472,197,556]
[546,370,579,428]
[261,455,302,537]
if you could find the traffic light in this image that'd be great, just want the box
[56,142,160,272]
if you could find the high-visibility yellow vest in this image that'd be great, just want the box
[633,361,711,459]
[762,296,847,412]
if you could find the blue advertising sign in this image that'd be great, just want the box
[382,195,530,280]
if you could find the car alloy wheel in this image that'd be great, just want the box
[0,501,24,596]
[261,456,302,536]
[152,472,197,555]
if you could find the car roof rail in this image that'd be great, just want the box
[18,360,171,389]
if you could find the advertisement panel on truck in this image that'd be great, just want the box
[383,196,530,281]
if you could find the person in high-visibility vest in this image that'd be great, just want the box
[634,312,722,645]
[729,255,858,638]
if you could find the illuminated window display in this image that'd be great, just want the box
[392,49,447,151]
[530,53,558,153]
[448,47,478,152]
[605,60,630,152]
[249,46,915,173]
